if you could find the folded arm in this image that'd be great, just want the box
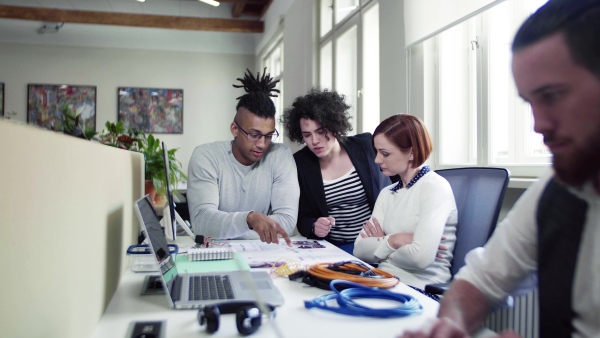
[381,180,455,269]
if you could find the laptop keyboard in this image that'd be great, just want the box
[189,275,235,301]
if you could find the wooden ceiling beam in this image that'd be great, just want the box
[258,0,273,18]
[242,4,266,17]
[0,5,264,33]
[232,2,246,18]
[220,0,272,17]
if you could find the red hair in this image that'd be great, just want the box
[373,114,433,167]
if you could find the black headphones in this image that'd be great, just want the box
[197,301,276,336]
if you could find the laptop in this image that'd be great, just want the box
[134,195,285,309]
[160,141,194,239]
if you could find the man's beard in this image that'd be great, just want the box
[552,133,600,187]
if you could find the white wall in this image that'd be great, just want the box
[259,0,317,153]
[255,0,295,55]
[0,42,254,176]
[282,0,317,107]
[0,18,259,55]
[379,0,409,121]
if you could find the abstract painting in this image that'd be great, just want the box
[118,87,183,134]
[27,84,96,131]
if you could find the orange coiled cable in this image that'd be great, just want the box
[306,262,400,289]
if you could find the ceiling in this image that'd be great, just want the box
[0,0,272,29]
[0,0,273,54]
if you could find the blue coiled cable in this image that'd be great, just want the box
[304,280,423,318]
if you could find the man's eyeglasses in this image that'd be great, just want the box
[234,121,279,142]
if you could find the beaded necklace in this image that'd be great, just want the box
[391,166,431,193]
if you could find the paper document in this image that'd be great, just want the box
[225,239,352,269]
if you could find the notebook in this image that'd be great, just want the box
[134,195,285,309]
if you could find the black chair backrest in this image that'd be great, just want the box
[435,167,510,277]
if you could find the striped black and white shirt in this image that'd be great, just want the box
[323,168,371,243]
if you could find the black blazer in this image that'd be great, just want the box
[293,133,395,240]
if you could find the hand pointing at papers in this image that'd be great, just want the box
[247,211,292,246]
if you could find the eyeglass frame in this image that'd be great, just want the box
[234,121,279,143]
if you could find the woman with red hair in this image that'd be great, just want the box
[354,114,458,289]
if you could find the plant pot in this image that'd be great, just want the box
[145,180,156,202]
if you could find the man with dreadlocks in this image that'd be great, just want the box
[187,69,299,245]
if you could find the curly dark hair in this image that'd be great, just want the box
[233,68,280,118]
[281,88,353,144]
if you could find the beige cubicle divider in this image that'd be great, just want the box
[0,120,144,338]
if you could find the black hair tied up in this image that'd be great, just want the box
[233,68,280,99]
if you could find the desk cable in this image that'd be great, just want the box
[301,261,400,289]
[233,252,286,338]
[304,280,423,318]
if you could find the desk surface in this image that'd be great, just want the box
[92,237,478,338]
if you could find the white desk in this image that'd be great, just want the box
[91,237,458,338]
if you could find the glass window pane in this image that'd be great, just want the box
[273,79,284,142]
[362,3,379,134]
[489,0,550,165]
[438,20,476,165]
[521,0,551,163]
[524,105,550,158]
[489,1,511,163]
[335,0,359,24]
[280,42,284,73]
[320,0,333,38]
[528,0,549,13]
[320,41,333,90]
[262,40,284,142]
[335,25,358,135]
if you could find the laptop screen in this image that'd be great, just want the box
[161,141,177,240]
[135,196,178,285]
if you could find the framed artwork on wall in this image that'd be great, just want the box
[0,82,4,117]
[117,87,183,134]
[27,84,96,131]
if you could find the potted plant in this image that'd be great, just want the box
[140,133,187,202]
[55,104,98,140]
[98,121,144,151]
[99,121,186,201]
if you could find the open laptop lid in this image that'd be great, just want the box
[161,142,177,240]
[134,195,286,309]
[134,195,179,308]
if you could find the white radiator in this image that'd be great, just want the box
[484,288,539,338]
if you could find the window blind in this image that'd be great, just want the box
[404,0,506,49]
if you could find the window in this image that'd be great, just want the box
[361,3,380,134]
[421,0,550,177]
[319,0,380,134]
[261,36,284,142]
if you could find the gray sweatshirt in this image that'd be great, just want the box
[187,141,299,239]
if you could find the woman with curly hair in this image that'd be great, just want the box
[281,89,393,254]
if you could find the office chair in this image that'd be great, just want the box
[425,167,510,295]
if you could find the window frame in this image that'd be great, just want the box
[425,1,551,178]
[259,28,285,142]
[318,0,379,135]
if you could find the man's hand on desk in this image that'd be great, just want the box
[247,211,292,246]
